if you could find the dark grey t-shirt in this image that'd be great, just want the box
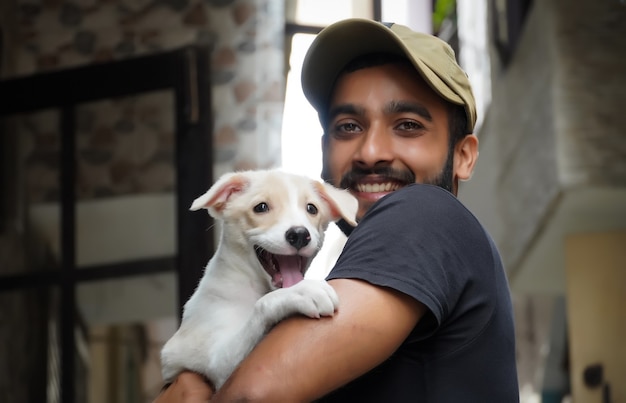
[320,184,519,402]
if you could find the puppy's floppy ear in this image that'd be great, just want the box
[313,181,358,227]
[190,172,250,216]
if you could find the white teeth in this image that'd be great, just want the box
[357,183,399,193]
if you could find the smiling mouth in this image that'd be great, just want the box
[355,182,403,193]
[255,246,308,288]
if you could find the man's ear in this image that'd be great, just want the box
[454,134,479,181]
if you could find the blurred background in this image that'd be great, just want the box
[0,0,624,402]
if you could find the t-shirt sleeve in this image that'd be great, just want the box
[326,184,475,338]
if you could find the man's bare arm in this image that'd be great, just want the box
[212,278,426,402]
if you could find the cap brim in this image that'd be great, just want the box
[301,18,464,116]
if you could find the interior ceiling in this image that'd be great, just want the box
[509,186,626,295]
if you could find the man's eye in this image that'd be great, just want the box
[397,121,424,131]
[330,122,362,140]
[337,122,361,132]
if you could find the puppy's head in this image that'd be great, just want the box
[190,169,357,289]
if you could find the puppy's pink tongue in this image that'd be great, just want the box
[276,255,304,288]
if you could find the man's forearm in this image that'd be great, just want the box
[212,279,424,402]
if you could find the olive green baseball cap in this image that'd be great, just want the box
[301,18,477,133]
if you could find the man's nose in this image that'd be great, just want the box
[354,125,393,168]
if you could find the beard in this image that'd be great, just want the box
[429,148,454,193]
[322,148,455,193]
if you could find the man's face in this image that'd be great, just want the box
[322,63,455,221]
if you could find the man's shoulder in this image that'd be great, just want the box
[372,184,471,220]
[400,183,457,198]
[380,184,460,207]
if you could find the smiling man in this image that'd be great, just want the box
[322,56,468,220]
[156,18,519,403]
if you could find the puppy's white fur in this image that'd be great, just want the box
[160,169,357,389]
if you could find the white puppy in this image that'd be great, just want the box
[160,169,357,389]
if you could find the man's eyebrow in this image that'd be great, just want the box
[327,104,365,121]
[384,100,432,121]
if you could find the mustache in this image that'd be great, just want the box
[339,166,415,189]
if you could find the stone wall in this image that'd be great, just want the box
[5,0,285,202]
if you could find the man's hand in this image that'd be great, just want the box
[153,372,214,403]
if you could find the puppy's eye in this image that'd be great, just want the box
[253,202,269,213]
[306,203,318,215]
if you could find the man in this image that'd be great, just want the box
[156,18,519,402]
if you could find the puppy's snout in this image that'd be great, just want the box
[285,226,311,250]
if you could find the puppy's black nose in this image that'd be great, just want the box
[285,226,311,250]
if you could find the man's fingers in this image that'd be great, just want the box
[154,372,214,403]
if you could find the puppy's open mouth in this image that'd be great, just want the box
[255,247,307,288]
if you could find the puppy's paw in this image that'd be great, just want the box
[256,279,339,323]
[290,279,339,318]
